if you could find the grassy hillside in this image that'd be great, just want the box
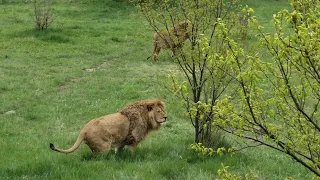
[0,0,312,179]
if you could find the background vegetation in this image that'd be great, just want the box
[0,0,314,179]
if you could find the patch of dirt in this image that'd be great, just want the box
[58,65,102,90]
[85,68,96,73]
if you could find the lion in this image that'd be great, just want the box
[152,20,192,62]
[50,99,167,154]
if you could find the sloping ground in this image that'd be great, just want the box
[0,0,312,179]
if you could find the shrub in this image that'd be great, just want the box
[32,0,53,31]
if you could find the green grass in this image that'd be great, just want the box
[0,0,312,179]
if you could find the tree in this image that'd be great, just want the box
[134,0,245,147]
[211,0,320,176]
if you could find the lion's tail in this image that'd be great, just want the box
[50,130,85,154]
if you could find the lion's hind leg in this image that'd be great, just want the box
[99,141,112,152]
[88,139,112,153]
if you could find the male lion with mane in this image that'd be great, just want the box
[153,19,192,62]
[50,99,167,154]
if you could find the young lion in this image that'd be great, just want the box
[50,99,167,154]
[153,20,192,62]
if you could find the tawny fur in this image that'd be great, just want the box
[153,20,192,62]
[50,99,167,154]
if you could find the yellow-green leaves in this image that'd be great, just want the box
[211,0,320,176]
[217,164,258,179]
[190,143,234,157]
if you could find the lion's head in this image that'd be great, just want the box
[147,101,167,124]
[178,19,192,31]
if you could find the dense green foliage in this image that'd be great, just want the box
[0,0,315,179]
[211,0,320,176]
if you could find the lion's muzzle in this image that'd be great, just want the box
[158,117,167,123]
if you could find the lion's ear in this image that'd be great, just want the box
[147,104,153,111]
